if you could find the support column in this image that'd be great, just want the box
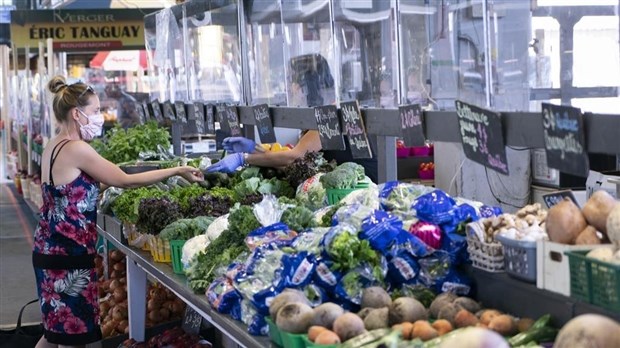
[126,257,147,342]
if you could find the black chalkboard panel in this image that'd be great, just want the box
[314,105,345,151]
[455,100,509,175]
[205,104,216,135]
[163,101,176,121]
[174,101,187,123]
[340,101,372,159]
[253,104,277,144]
[136,102,146,124]
[541,103,589,178]
[142,102,152,122]
[216,104,241,136]
[181,306,202,335]
[193,102,205,134]
[399,104,425,146]
[150,100,163,123]
[543,190,579,208]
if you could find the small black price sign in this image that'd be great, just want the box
[182,306,202,335]
[205,104,216,135]
[541,103,589,177]
[150,100,163,123]
[193,102,205,134]
[314,105,345,151]
[174,101,187,123]
[142,102,152,121]
[399,104,425,146]
[253,104,277,143]
[216,104,241,136]
[136,102,146,124]
[543,190,579,208]
[455,100,509,175]
[163,101,176,121]
[340,101,372,159]
[216,104,231,134]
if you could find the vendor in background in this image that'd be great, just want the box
[105,83,140,128]
[207,53,378,182]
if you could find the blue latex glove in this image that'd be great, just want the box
[222,137,256,153]
[206,153,245,173]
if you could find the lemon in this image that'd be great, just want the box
[271,143,283,152]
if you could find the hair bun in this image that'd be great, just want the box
[47,75,68,94]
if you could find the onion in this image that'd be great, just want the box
[113,262,125,272]
[170,301,184,315]
[147,299,160,312]
[159,308,170,321]
[100,302,111,314]
[109,279,120,291]
[110,250,124,262]
[148,310,162,323]
[113,287,127,302]
[110,270,124,279]
[116,319,128,332]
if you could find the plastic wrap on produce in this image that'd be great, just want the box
[386,247,421,285]
[181,234,211,270]
[281,252,315,288]
[291,228,330,255]
[234,246,285,315]
[360,210,403,254]
[441,232,469,265]
[303,284,329,307]
[241,300,268,336]
[333,204,374,231]
[98,187,123,215]
[340,186,380,210]
[206,214,229,241]
[413,190,457,225]
[455,197,503,218]
[206,277,242,315]
[378,181,434,218]
[245,222,297,251]
[313,258,342,291]
[417,251,452,290]
[313,205,339,227]
[334,263,384,311]
[408,221,442,249]
[296,173,328,210]
[253,194,289,227]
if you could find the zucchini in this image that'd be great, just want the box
[508,326,557,347]
[341,329,391,348]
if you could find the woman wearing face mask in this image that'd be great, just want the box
[32,76,203,348]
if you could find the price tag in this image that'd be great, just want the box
[175,101,187,123]
[205,104,216,135]
[314,105,345,151]
[340,101,372,159]
[455,100,509,175]
[150,100,163,123]
[163,101,176,121]
[253,104,277,143]
[193,102,205,134]
[182,306,202,335]
[136,102,146,124]
[541,103,589,177]
[399,104,425,146]
[543,190,579,208]
[216,104,241,136]
[216,104,231,134]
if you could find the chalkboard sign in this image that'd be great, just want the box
[541,103,589,177]
[174,101,187,123]
[314,105,345,151]
[399,104,425,146]
[205,104,216,135]
[455,100,509,175]
[150,100,163,123]
[136,103,146,124]
[193,102,205,134]
[253,104,277,143]
[163,101,176,121]
[340,101,372,159]
[543,190,579,208]
[182,306,202,335]
[216,105,241,136]
[142,102,152,122]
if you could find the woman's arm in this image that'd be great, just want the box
[73,142,202,189]
[245,130,322,168]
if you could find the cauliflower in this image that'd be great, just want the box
[207,214,229,241]
[181,234,211,270]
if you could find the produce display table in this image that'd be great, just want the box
[97,226,271,348]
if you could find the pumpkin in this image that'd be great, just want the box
[546,198,587,244]
[582,190,617,237]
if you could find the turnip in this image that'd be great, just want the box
[361,286,392,309]
[429,292,457,318]
[437,327,509,348]
[333,313,366,342]
[453,297,481,314]
[357,307,373,320]
[388,297,427,325]
[312,302,344,329]
[276,302,314,334]
[363,307,389,330]
[554,314,620,348]
[437,304,460,326]
[269,289,309,321]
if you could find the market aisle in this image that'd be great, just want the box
[0,183,40,326]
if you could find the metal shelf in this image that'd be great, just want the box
[97,227,270,348]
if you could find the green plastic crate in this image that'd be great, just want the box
[169,240,186,275]
[326,182,370,205]
[566,250,620,313]
[265,317,283,347]
[303,335,339,348]
[280,331,307,348]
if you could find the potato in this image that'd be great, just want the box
[269,289,309,321]
[393,322,414,340]
[453,297,481,314]
[276,302,314,334]
[411,321,438,341]
[429,293,457,318]
[488,314,517,336]
[312,302,345,329]
[389,297,427,325]
[454,309,479,328]
[432,319,453,336]
[546,198,587,244]
[361,286,392,309]
[333,313,366,342]
[308,326,328,342]
[575,226,601,245]
[479,309,502,326]
[315,330,341,345]
[363,307,389,330]
[582,190,617,235]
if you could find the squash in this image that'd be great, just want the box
[607,203,620,248]
[546,198,587,244]
[575,226,601,245]
[582,190,617,236]
[554,314,620,348]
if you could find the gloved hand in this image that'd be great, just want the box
[222,137,256,153]
[206,153,245,173]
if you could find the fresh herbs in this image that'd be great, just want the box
[93,122,170,164]
[283,152,335,188]
[111,187,166,224]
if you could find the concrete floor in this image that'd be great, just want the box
[0,183,41,327]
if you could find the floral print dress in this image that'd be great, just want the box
[32,139,102,345]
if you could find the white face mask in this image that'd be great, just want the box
[77,109,104,140]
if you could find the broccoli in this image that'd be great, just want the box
[336,162,365,181]
[281,206,315,231]
[320,168,358,189]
